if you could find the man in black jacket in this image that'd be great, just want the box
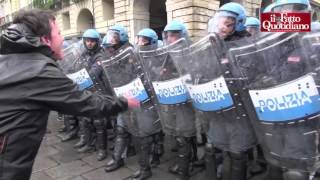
[0,9,139,180]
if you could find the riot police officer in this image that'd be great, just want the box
[74,29,110,161]
[271,0,311,12]
[206,3,254,180]
[245,17,260,36]
[136,28,165,168]
[104,24,137,172]
[259,1,315,180]
[103,24,132,55]
[57,41,80,142]
[162,20,198,180]
[126,28,164,180]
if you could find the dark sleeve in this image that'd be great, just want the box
[89,55,113,95]
[26,62,128,118]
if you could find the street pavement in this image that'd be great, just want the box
[30,111,266,180]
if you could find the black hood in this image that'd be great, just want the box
[0,23,55,59]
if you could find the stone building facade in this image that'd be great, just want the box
[52,0,261,42]
[1,0,319,41]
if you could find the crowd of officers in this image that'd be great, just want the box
[56,0,320,180]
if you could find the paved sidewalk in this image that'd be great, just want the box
[30,112,266,180]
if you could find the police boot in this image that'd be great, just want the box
[96,130,107,161]
[175,162,190,180]
[132,137,153,180]
[107,116,117,141]
[97,149,107,161]
[150,153,160,168]
[171,139,179,152]
[191,137,204,167]
[57,114,69,139]
[77,134,96,153]
[283,170,309,180]
[74,135,86,148]
[155,131,165,157]
[94,119,108,161]
[249,145,267,176]
[127,136,136,158]
[313,170,320,180]
[267,164,284,180]
[132,169,152,180]
[96,128,107,161]
[56,113,64,122]
[58,124,67,133]
[58,114,67,132]
[174,137,191,180]
[229,152,247,180]
[61,125,78,142]
[60,115,78,142]
[74,118,90,149]
[151,142,164,167]
[204,143,218,180]
[169,163,180,174]
[105,158,124,173]
[105,127,128,172]
[77,124,96,153]
[150,132,165,167]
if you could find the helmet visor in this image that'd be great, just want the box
[163,30,183,45]
[208,11,236,39]
[106,30,121,46]
[273,3,308,12]
[136,35,151,46]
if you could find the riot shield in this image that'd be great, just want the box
[59,43,82,73]
[101,46,161,137]
[167,34,257,153]
[229,32,320,172]
[59,43,95,90]
[301,32,320,69]
[138,38,197,137]
[169,34,232,111]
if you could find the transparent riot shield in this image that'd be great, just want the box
[301,32,320,70]
[59,43,94,90]
[138,38,197,137]
[169,34,232,111]
[230,32,320,172]
[101,46,161,137]
[167,34,257,153]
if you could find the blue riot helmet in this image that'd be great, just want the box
[163,20,189,45]
[245,17,260,35]
[157,40,164,47]
[263,3,276,12]
[208,2,246,39]
[272,0,311,12]
[106,24,129,47]
[82,29,101,50]
[311,21,320,32]
[219,2,246,32]
[101,35,112,48]
[245,17,260,28]
[137,28,158,46]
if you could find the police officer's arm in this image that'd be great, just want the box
[27,61,128,118]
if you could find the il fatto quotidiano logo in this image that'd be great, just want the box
[260,12,311,32]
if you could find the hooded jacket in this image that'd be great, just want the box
[0,24,128,180]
